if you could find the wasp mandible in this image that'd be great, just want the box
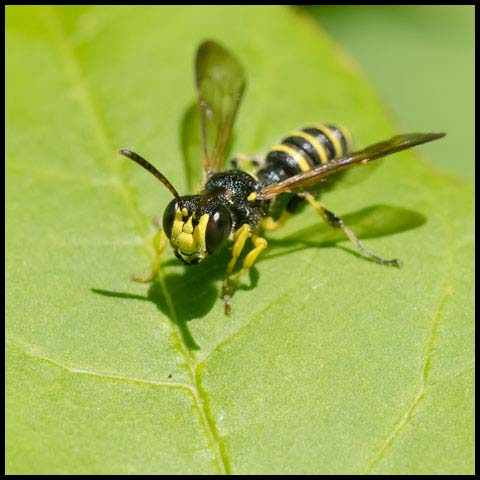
[120,40,445,315]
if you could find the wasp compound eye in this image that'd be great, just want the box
[205,207,232,254]
[162,199,178,239]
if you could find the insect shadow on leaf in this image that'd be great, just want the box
[91,200,425,351]
[91,245,259,351]
[262,204,427,262]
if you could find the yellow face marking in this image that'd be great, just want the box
[247,191,257,201]
[287,130,329,164]
[170,209,210,261]
[313,124,343,158]
[172,209,184,238]
[176,232,196,254]
[183,216,194,234]
[193,213,209,253]
[270,144,311,172]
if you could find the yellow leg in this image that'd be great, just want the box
[226,224,251,275]
[230,153,264,171]
[261,194,305,232]
[222,224,252,315]
[300,192,402,267]
[261,210,291,232]
[223,228,268,316]
[132,228,168,283]
[235,234,268,283]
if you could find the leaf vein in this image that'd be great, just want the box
[196,288,289,369]
[196,241,326,369]
[365,286,452,474]
[7,338,195,392]
[40,7,228,474]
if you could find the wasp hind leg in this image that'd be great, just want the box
[300,192,402,267]
[223,224,268,315]
[230,154,265,171]
[131,220,168,283]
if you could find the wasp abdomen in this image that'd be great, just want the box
[258,124,353,187]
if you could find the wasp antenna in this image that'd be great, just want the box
[119,149,181,201]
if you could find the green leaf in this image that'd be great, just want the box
[6,5,474,475]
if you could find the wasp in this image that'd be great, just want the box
[120,40,445,315]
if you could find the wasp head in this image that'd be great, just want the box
[117,150,232,266]
[163,195,232,265]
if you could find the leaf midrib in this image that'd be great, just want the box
[40,6,228,474]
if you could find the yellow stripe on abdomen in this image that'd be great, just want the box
[337,125,354,151]
[286,130,329,164]
[313,124,343,158]
[269,144,311,172]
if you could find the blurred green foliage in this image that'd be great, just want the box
[302,5,474,180]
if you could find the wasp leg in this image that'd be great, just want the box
[230,154,265,170]
[261,194,305,232]
[222,223,252,315]
[131,227,168,283]
[300,192,402,267]
[227,235,268,314]
[223,228,268,316]
[234,233,268,284]
[262,210,291,232]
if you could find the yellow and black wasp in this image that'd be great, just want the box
[120,40,445,315]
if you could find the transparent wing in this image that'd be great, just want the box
[259,133,446,200]
[196,40,246,177]
[319,155,379,193]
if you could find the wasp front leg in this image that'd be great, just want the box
[223,224,268,315]
[131,220,168,283]
[300,192,402,267]
[235,233,268,281]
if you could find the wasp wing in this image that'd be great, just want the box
[196,40,246,178]
[259,133,445,200]
[310,156,379,195]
